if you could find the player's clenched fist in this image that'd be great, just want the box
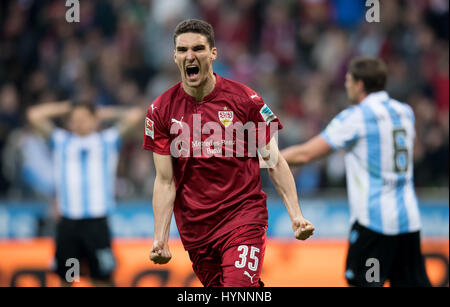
[150,241,172,264]
[292,217,315,240]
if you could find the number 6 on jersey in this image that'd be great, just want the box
[393,128,408,173]
[234,245,260,271]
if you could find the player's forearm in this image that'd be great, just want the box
[282,136,333,166]
[97,106,125,121]
[152,175,176,243]
[268,153,304,221]
[27,101,71,121]
[280,144,311,166]
[116,107,144,137]
[27,101,71,137]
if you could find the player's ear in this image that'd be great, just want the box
[210,47,217,62]
[173,50,177,63]
[357,80,366,95]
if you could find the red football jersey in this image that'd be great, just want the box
[143,74,283,250]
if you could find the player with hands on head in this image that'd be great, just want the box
[27,99,143,286]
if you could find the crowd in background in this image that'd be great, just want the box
[0,0,448,201]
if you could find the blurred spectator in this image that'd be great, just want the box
[3,128,54,199]
[0,84,21,194]
[0,0,448,200]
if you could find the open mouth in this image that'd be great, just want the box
[186,65,200,81]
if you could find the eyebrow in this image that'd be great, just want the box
[176,44,206,51]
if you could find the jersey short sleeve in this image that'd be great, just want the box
[320,106,363,150]
[404,103,416,138]
[142,100,171,155]
[247,94,283,148]
[101,127,121,151]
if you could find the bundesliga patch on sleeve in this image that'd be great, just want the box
[145,117,154,139]
[259,104,277,125]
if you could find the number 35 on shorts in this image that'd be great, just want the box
[234,245,260,271]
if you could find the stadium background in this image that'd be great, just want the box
[0,0,448,286]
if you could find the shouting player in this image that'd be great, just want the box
[282,58,431,287]
[143,19,314,287]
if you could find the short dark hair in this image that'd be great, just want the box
[173,19,215,48]
[348,57,388,94]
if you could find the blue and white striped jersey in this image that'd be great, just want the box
[320,91,421,235]
[51,127,121,219]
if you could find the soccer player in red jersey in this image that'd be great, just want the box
[143,19,314,287]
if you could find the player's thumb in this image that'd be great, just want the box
[299,221,306,231]
[304,223,314,231]
[151,244,161,255]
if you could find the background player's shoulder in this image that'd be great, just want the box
[335,105,363,123]
[49,128,71,149]
[345,104,362,113]
[101,126,120,141]
[52,127,70,141]
[389,97,415,123]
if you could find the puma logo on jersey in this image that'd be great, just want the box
[250,94,259,99]
[244,271,256,284]
[151,104,157,113]
[171,117,184,127]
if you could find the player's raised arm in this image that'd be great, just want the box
[26,101,71,138]
[97,106,144,138]
[150,152,176,264]
[261,138,315,240]
[281,135,333,166]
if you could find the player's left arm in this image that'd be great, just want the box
[261,138,315,240]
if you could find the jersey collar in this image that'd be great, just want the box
[360,91,389,105]
[180,73,222,104]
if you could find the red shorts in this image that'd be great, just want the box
[187,224,267,287]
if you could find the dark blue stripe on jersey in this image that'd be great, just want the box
[49,132,56,151]
[343,133,359,149]
[60,136,70,217]
[361,104,383,233]
[101,135,112,214]
[80,149,90,218]
[115,133,122,151]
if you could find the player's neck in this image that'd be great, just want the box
[358,93,368,104]
[183,73,216,101]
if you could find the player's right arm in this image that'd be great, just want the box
[26,101,71,138]
[282,107,362,166]
[261,138,315,240]
[281,135,332,166]
[150,152,176,265]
